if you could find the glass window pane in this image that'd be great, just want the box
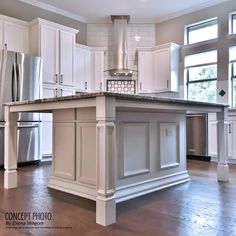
[233,14,236,34]
[188,81,217,103]
[229,46,236,61]
[233,63,236,77]
[185,50,217,67]
[187,19,217,44]
[188,65,217,81]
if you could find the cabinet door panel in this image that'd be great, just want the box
[53,122,75,180]
[41,25,59,85]
[94,51,104,91]
[138,52,153,92]
[60,30,75,86]
[153,49,170,91]
[4,22,29,53]
[0,20,3,50]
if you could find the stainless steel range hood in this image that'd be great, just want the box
[109,15,133,77]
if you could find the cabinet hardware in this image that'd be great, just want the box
[60,75,63,84]
[55,88,58,97]
[60,89,63,97]
[167,80,169,88]
[55,74,58,83]
[85,81,87,90]
[140,82,142,90]
[4,44,7,50]
[100,82,102,90]
[229,123,232,134]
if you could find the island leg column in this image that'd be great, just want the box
[96,96,116,226]
[217,107,229,182]
[4,106,18,188]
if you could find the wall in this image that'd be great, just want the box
[0,0,87,44]
[87,23,156,83]
[156,0,236,103]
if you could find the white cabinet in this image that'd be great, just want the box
[30,18,78,88]
[92,49,105,91]
[138,51,153,92]
[75,44,105,92]
[74,44,92,92]
[0,15,29,53]
[208,112,236,162]
[137,43,179,93]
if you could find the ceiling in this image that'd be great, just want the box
[18,0,229,23]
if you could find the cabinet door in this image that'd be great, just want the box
[74,47,86,91]
[4,21,29,53]
[60,87,75,97]
[208,120,217,157]
[228,122,233,159]
[0,20,3,50]
[41,86,55,157]
[93,51,104,91]
[41,25,59,85]
[138,51,153,92]
[153,48,170,92]
[59,30,75,86]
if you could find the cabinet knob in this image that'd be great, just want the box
[229,123,232,134]
[55,88,58,97]
[60,89,63,97]
[85,81,88,90]
[4,44,7,50]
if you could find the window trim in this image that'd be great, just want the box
[184,17,218,45]
[229,12,236,35]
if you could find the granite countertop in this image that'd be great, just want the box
[4,92,229,108]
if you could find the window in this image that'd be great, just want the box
[185,18,218,44]
[229,13,236,34]
[185,50,217,103]
[230,46,236,106]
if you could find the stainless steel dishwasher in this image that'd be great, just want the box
[186,113,210,161]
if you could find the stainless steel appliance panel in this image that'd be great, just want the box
[186,114,208,156]
[17,122,41,163]
[0,50,16,121]
[17,53,42,121]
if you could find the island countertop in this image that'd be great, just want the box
[4,91,229,108]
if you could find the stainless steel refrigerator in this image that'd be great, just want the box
[0,50,42,166]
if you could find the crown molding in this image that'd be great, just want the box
[17,0,88,23]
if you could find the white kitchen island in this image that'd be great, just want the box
[4,92,229,226]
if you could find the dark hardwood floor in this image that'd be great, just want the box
[0,160,236,236]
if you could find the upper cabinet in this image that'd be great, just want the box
[0,15,29,53]
[29,18,78,91]
[137,43,180,93]
[74,44,92,92]
[75,44,105,92]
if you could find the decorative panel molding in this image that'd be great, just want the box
[159,123,180,169]
[53,122,75,180]
[119,122,150,178]
[76,123,96,185]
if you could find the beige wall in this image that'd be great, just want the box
[156,0,236,45]
[0,0,87,44]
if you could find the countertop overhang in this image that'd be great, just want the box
[4,92,229,109]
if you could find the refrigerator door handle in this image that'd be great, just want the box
[18,124,39,128]
[16,63,21,101]
[12,63,17,102]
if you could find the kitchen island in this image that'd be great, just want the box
[4,92,229,226]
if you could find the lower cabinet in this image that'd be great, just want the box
[208,112,236,161]
[52,108,96,184]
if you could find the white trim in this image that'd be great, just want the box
[0,14,29,26]
[115,171,190,203]
[18,0,88,23]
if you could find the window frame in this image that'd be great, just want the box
[229,12,236,35]
[185,17,218,45]
[185,50,217,102]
